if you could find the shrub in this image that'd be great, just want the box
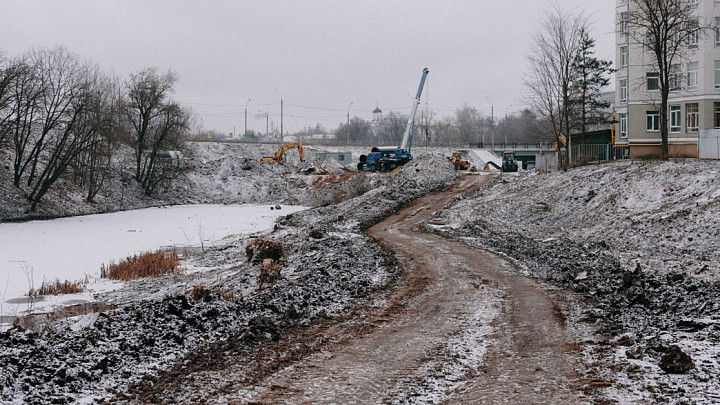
[101,251,180,281]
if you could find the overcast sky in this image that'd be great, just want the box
[2,0,615,135]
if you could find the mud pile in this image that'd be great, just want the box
[0,155,459,403]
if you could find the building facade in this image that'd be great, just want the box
[615,0,720,158]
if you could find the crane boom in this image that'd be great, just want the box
[399,68,429,152]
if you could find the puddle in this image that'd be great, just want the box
[4,296,47,305]
[1,301,118,332]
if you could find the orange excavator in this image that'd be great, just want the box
[260,141,304,164]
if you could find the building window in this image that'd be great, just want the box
[670,105,682,133]
[688,0,699,5]
[620,113,628,138]
[621,46,629,68]
[647,111,660,132]
[620,12,629,35]
[687,62,699,90]
[715,103,720,128]
[687,103,699,132]
[670,64,681,90]
[688,20,699,47]
[716,17,720,46]
[647,72,660,91]
[620,79,628,102]
[715,61,720,89]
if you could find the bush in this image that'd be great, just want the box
[101,251,180,281]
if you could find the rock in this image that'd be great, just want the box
[615,335,634,346]
[659,345,694,374]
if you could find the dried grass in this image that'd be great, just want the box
[28,278,87,296]
[245,238,283,264]
[101,251,180,281]
[258,258,282,291]
[189,283,237,302]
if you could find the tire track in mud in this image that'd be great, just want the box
[242,174,585,404]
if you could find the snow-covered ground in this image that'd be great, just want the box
[0,204,305,325]
[429,159,720,403]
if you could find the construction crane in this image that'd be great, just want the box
[358,68,429,172]
[260,141,304,164]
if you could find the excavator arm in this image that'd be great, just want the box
[260,140,304,164]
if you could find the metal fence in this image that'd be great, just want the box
[570,144,611,163]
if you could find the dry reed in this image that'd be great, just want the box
[28,278,87,296]
[101,251,180,281]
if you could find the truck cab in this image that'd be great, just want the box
[501,150,518,172]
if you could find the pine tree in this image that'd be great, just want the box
[571,28,614,137]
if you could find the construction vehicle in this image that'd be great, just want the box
[501,150,519,172]
[358,68,429,173]
[448,151,470,170]
[260,141,304,164]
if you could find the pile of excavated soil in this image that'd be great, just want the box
[0,155,459,404]
[428,160,720,404]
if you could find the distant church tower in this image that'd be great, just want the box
[373,104,383,122]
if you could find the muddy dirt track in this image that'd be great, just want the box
[232,174,584,404]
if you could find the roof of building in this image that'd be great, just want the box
[373,107,382,114]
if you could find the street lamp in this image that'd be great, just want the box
[244,98,251,138]
[504,104,513,145]
[485,96,494,149]
[346,102,353,145]
[275,89,283,139]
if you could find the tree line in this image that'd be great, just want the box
[335,107,546,148]
[0,47,192,210]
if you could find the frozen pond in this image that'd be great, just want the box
[0,204,305,321]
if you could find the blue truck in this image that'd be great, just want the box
[358,68,429,173]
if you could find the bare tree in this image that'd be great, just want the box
[0,53,16,150]
[335,117,372,144]
[7,53,43,187]
[25,54,116,210]
[123,68,190,195]
[628,0,707,160]
[74,76,121,202]
[525,5,586,168]
[455,105,485,146]
[376,112,408,146]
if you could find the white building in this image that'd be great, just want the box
[615,0,720,158]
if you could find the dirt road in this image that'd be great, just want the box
[240,174,583,404]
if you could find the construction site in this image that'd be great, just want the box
[0,119,719,403]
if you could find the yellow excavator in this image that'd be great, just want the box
[448,151,470,170]
[260,141,304,164]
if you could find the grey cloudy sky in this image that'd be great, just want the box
[2,0,615,135]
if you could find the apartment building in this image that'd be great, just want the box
[615,0,720,158]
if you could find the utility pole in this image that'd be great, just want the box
[485,96,494,150]
[275,89,283,140]
[244,98,251,138]
[504,104,513,145]
[347,102,353,145]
